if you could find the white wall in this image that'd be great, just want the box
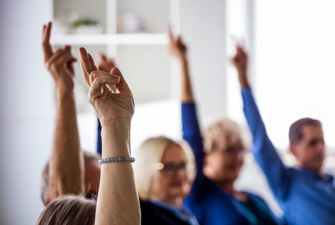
[180,0,227,125]
[0,0,53,224]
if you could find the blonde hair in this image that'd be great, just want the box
[36,195,96,225]
[203,118,246,153]
[41,151,100,204]
[134,136,195,200]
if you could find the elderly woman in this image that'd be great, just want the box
[169,29,281,225]
[36,28,140,225]
[134,136,199,225]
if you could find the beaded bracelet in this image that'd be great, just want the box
[98,157,135,164]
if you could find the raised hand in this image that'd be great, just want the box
[97,53,116,73]
[169,26,188,61]
[231,45,250,89]
[42,22,77,93]
[79,47,135,124]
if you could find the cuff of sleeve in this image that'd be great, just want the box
[241,87,252,96]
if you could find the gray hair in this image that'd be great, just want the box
[203,118,246,153]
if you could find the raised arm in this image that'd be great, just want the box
[42,22,84,202]
[169,28,206,187]
[79,48,140,225]
[169,27,194,103]
[232,45,291,200]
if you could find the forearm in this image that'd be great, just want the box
[180,58,194,103]
[95,121,140,225]
[238,70,250,89]
[49,91,84,200]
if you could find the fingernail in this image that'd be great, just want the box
[106,78,119,85]
[111,74,120,80]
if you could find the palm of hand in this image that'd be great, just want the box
[170,39,187,59]
[42,22,76,92]
[232,47,247,72]
[80,47,134,123]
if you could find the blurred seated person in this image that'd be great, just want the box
[134,136,200,225]
[37,46,140,224]
[41,151,101,205]
[40,22,100,206]
[233,44,335,225]
[169,28,281,225]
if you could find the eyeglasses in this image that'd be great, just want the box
[212,146,245,155]
[156,161,188,176]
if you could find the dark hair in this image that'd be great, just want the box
[36,195,96,225]
[289,118,322,144]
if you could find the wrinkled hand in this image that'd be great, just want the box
[231,45,249,88]
[79,47,135,124]
[42,22,77,93]
[97,53,116,73]
[169,27,187,61]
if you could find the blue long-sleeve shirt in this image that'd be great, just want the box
[182,103,280,225]
[242,88,335,225]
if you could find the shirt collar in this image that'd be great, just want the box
[296,167,334,183]
[149,199,199,225]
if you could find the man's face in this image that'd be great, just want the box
[84,160,101,199]
[291,125,325,173]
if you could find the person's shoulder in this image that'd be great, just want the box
[244,191,266,203]
[186,176,218,202]
[140,199,191,225]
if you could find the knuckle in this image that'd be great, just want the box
[87,95,93,104]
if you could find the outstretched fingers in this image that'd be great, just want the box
[168,25,175,42]
[88,53,98,71]
[79,47,95,85]
[64,45,75,74]
[42,22,54,63]
[111,67,132,95]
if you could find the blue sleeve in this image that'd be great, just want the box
[182,103,206,189]
[242,88,291,200]
[97,117,102,156]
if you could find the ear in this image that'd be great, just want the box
[43,199,51,207]
[290,144,298,158]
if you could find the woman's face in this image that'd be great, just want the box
[151,145,191,202]
[203,135,245,184]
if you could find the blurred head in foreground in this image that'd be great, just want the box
[36,195,96,225]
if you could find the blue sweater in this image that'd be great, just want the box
[242,88,335,225]
[182,103,280,225]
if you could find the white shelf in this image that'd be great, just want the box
[51,33,168,45]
